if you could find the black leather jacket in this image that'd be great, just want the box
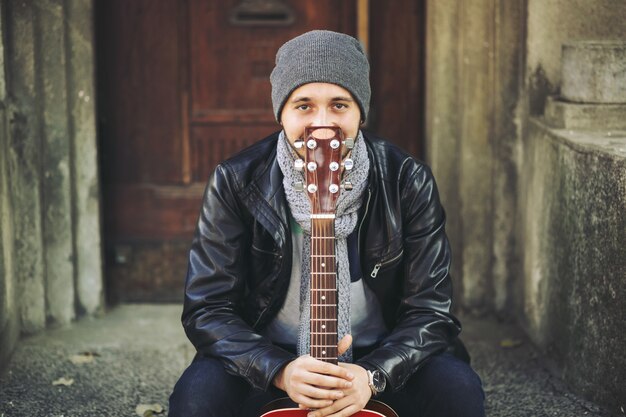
[182,131,462,393]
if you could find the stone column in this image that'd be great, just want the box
[37,0,76,325]
[65,0,103,316]
[5,0,47,333]
[0,1,20,367]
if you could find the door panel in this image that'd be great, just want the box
[99,0,184,185]
[369,0,425,158]
[188,0,356,182]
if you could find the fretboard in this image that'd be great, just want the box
[309,217,338,364]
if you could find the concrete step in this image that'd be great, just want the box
[0,304,619,417]
[544,95,626,130]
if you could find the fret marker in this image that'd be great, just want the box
[322,325,326,329]
[321,296,326,301]
[322,350,327,355]
[321,262,326,268]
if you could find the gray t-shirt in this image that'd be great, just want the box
[262,220,388,348]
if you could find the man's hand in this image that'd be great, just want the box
[307,362,371,417]
[306,335,372,417]
[273,335,373,417]
[273,355,355,409]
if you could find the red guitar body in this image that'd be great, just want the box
[261,398,398,417]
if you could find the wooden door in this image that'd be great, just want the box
[97,0,426,303]
[97,0,357,302]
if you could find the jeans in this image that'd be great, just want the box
[168,352,485,417]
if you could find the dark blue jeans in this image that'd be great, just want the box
[168,352,485,417]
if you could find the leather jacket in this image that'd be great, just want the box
[182,131,462,392]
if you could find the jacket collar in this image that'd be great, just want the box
[238,132,291,247]
[238,130,380,248]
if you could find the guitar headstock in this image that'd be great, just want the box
[293,126,355,215]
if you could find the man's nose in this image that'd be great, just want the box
[311,109,333,126]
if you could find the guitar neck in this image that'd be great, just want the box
[309,216,338,364]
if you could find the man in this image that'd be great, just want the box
[169,30,485,417]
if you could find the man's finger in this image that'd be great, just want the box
[308,396,350,417]
[337,334,353,356]
[303,373,353,389]
[306,358,354,380]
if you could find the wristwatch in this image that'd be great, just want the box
[366,369,386,396]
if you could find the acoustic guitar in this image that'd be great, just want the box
[261,126,397,417]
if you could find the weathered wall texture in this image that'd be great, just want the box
[0,5,19,369]
[526,0,626,114]
[426,0,525,315]
[426,0,626,411]
[0,0,103,370]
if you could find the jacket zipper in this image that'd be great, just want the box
[370,249,404,278]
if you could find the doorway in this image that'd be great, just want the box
[95,0,425,302]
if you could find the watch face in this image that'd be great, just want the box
[372,370,385,391]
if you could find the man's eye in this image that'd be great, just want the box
[334,103,347,110]
[297,105,310,111]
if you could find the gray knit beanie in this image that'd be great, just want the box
[270,30,370,122]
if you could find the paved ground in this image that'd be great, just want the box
[0,304,620,417]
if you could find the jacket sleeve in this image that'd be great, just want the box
[356,162,461,391]
[181,164,296,391]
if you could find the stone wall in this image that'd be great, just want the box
[521,40,626,409]
[426,0,626,411]
[0,0,103,370]
[522,119,626,407]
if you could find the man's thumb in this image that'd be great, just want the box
[337,334,353,356]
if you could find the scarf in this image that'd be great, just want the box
[276,130,370,362]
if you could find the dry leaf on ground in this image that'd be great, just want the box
[135,403,164,416]
[69,351,100,364]
[52,377,74,386]
[499,338,523,349]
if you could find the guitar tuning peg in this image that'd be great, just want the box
[341,181,353,191]
[294,159,304,171]
[294,139,304,149]
[294,181,304,192]
[342,158,354,170]
[344,137,355,149]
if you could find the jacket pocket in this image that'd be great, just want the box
[369,248,404,278]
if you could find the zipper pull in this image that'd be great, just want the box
[370,263,382,278]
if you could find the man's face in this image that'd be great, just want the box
[280,82,361,158]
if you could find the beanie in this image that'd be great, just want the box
[270,30,371,122]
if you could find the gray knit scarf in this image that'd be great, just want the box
[276,130,369,363]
